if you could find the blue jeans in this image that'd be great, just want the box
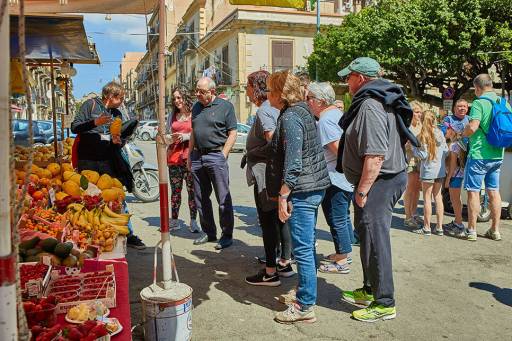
[321,186,353,255]
[288,189,325,309]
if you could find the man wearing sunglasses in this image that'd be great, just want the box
[188,77,237,250]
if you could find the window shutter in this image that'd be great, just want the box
[272,41,293,73]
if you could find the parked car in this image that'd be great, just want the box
[36,120,76,144]
[12,119,48,146]
[137,120,158,141]
[232,123,250,152]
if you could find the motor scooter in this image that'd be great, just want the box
[122,140,160,202]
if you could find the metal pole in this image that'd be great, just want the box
[315,0,320,81]
[49,51,58,159]
[64,78,69,141]
[0,6,17,340]
[156,0,172,288]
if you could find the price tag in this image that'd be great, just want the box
[26,280,40,297]
[41,256,52,266]
[48,188,56,206]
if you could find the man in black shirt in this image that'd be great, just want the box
[189,77,237,249]
[71,82,146,250]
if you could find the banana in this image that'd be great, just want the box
[77,211,87,227]
[86,209,94,224]
[107,223,129,235]
[103,205,131,219]
[72,211,81,226]
[68,203,85,212]
[100,214,129,226]
[93,209,101,226]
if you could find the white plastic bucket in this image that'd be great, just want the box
[140,240,193,341]
[141,285,193,341]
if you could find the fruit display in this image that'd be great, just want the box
[19,236,95,267]
[65,301,109,322]
[20,263,51,297]
[29,320,110,341]
[19,207,67,238]
[23,295,58,328]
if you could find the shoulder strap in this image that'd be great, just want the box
[476,96,497,135]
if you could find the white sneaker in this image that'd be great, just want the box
[170,219,181,231]
[189,219,200,233]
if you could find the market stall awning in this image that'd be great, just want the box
[8,0,157,14]
[10,14,100,64]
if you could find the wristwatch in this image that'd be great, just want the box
[279,193,289,199]
[357,191,367,199]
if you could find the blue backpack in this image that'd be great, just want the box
[479,96,512,148]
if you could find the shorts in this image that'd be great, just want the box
[449,177,463,189]
[464,158,503,192]
[422,177,444,184]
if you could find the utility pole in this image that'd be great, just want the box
[316,0,320,81]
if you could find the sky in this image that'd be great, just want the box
[73,14,148,99]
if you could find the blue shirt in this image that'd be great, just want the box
[441,114,469,135]
[317,108,354,192]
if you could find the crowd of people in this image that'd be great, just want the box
[77,56,509,326]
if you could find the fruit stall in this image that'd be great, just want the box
[15,150,134,340]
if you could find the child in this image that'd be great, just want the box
[413,110,448,236]
[443,124,468,237]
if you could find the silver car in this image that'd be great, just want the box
[137,120,158,141]
[233,123,250,152]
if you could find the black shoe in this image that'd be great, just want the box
[277,263,295,278]
[193,233,217,245]
[127,234,146,250]
[245,269,281,287]
[215,235,233,250]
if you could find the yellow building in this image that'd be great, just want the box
[169,1,344,122]
[119,52,145,118]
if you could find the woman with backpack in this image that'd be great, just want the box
[412,110,448,236]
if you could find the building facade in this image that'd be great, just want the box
[119,52,145,119]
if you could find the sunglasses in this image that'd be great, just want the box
[195,88,209,95]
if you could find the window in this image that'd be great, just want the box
[271,40,293,73]
[221,45,231,85]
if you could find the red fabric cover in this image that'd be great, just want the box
[71,134,80,169]
[56,258,132,341]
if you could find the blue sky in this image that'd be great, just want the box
[73,14,148,99]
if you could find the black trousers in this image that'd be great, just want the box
[254,186,292,268]
[354,171,407,307]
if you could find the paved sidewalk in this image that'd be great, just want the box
[126,141,512,341]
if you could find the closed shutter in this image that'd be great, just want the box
[272,40,293,73]
[222,45,231,84]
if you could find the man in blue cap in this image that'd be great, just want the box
[336,57,419,322]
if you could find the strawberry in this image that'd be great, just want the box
[79,320,97,334]
[23,301,36,313]
[90,323,109,337]
[30,325,45,337]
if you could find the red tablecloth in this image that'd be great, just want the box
[56,258,132,341]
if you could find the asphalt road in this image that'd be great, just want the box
[125,140,511,341]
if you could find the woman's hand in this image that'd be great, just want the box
[278,197,292,223]
[171,133,183,144]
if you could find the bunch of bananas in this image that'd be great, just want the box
[66,203,131,236]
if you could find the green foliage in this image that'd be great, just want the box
[308,0,512,103]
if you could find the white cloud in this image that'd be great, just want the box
[84,14,149,49]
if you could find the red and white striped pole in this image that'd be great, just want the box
[156,0,173,287]
[0,6,18,340]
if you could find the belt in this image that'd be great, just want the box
[194,146,223,155]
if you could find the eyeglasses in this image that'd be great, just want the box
[306,96,317,102]
[195,88,209,95]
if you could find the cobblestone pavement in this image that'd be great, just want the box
[126,141,511,341]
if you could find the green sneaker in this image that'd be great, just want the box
[341,288,374,306]
[467,230,477,241]
[352,302,396,322]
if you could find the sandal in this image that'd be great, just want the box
[322,254,353,264]
[412,228,431,236]
[319,262,350,274]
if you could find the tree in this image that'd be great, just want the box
[308,0,512,105]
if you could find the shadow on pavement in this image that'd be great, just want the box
[127,241,356,333]
[469,282,512,307]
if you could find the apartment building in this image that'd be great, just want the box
[119,52,145,118]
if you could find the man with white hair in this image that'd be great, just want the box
[188,77,238,249]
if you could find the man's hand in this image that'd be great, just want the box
[94,113,112,126]
[278,197,292,223]
[355,194,367,208]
